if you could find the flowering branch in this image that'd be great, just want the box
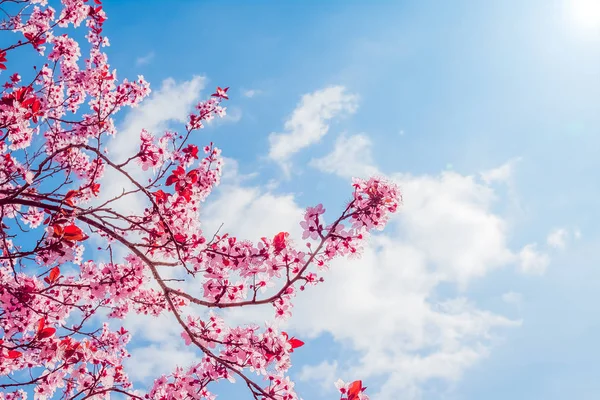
[0,1,400,399]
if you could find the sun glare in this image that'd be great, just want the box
[568,0,600,35]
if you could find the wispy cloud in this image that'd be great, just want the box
[298,361,339,392]
[502,291,523,305]
[309,133,379,179]
[547,228,569,250]
[480,157,522,184]
[268,86,358,175]
[222,106,243,123]
[518,243,550,275]
[242,88,262,98]
[135,51,155,66]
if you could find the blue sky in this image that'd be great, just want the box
[75,1,600,399]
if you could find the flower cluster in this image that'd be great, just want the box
[0,1,400,399]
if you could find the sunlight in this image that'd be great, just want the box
[568,0,600,36]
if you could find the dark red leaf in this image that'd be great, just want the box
[165,175,177,186]
[37,327,56,339]
[288,338,304,350]
[153,190,169,203]
[183,144,199,159]
[282,331,305,352]
[53,225,63,237]
[273,232,288,254]
[179,188,192,202]
[211,86,229,99]
[187,170,199,185]
[7,350,22,359]
[65,190,78,206]
[347,380,363,400]
[48,266,60,283]
[62,225,86,241]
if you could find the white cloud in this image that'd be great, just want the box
[136,51,155,66]
[121,312,200,382]
[127,344,198,382]
[268,86,358,174]
[201,184,304,242]
[292,243,519,396]
[298,360,339,392]
[518,243,550,275]
[547,228,569,249]
[391,170,515,286]
[310,133,380,179]
[312,138,519,288]
[480,158,521,184]
[242,89,262,98]
[501,291,523,305]
[222,106,242,123]
[220,157,258,184]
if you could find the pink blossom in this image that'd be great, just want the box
[0,1,398,398]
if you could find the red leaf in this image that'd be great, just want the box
[165,175,177,186]
[273,232,289,254]
[91,183,100,196]
[24,33,45,49]
[211,86,229,99]
[62,225,86,241]
[7,350,22,359]
[282,331,304,352]
[22,97,34,108]
[347,380,363,400]
[63,225,81,234]
[166,166,185,186]
[174,233,186,244]
[183,144,199,159]
[48,266,60,283]
[65,190,78,206]
[153,190,169,203]
[186,170,199,185]
[265,351,276,363]
[53,225,63,237]
[31,98,40,113]
[179,188,193,202]
[38,327,56,339]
